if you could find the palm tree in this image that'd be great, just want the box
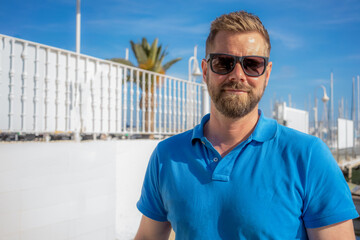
[109,38,181,134]
[131,38,181,73]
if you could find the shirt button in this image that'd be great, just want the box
[213,157,218,162]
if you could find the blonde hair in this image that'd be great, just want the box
[206,11,271,56]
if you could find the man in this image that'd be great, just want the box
[135,11,358,239]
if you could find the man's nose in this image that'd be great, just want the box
[229,62,246,81]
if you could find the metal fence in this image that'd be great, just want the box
[0,34,209,140]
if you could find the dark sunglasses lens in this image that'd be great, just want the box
[243,57,266,76]
[211,55,235,74]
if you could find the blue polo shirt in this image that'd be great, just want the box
[137,112,358,239]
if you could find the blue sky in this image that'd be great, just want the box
[1,0,360,120]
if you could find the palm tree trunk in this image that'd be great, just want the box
[140,89,155,135]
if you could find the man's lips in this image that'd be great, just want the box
[222,88,249,93]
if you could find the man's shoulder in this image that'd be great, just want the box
[158,128,194,149]
[276,122,315,140]
[259,115,317,145]
[274,123,323,150]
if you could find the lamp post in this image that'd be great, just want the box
[321,85,330,141]
[320,85,330,104]
[186,46,202,128]
[314,85,330,141]
[188,45,202,82]
[76,0,81,54]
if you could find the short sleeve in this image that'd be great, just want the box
[137,147,168,222]
[302,138,358,228]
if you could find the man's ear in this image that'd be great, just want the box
[201,59,208,84]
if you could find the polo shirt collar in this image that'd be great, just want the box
[191,113,210,142]
[251,110,278,142]
[191,110,277,143]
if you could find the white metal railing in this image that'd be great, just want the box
[0,34,209,139]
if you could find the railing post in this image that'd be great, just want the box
[175,81,178,134]
[108,64,112,133]
[168,78,173,134]
[81,57,89,133]
[118,66,123,133]
[154,73,158,134]
[197,85,201,123]
[141,72,145,133]
[194,85,199,125]
[115,66,120,133]
[181,81,185,131]
[65,53,71,132]
[202,84,210,116]
[164,77,168,134]
[21,42,28,132]
[100,67,104,132]
[8,39,15,131]
[136,69,140,133]
[55,51,60,131]
[74,54,80,139]
[33,45,40,132]
[123,67,128,133]
[44,48,50,132]
[129,68,134,134]
[158,75,163,135]
[90,70,95,133]
[146,73,152,134]
[91,60,99,133]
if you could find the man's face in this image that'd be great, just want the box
[202,31,272,119]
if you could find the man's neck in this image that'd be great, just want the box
[204,107,260,157]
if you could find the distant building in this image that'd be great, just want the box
[273,102,309,134]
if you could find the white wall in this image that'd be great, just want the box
[0,140,159,240]
[338,118,354,149]
[115,140,159,239]
[284,106,309,134]
[274,102,309,134]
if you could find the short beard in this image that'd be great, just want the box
[206,78,265,119]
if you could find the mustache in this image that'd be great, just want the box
[220,82,251,91]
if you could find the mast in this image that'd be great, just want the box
[352,77,356,122]
[358,75,360,131]
[330,72,334,145]
[76,0,81,54]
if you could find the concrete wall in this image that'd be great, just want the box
[115,140,159,239]
[0,140,159,240]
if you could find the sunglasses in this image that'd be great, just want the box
[206,53,269,77]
